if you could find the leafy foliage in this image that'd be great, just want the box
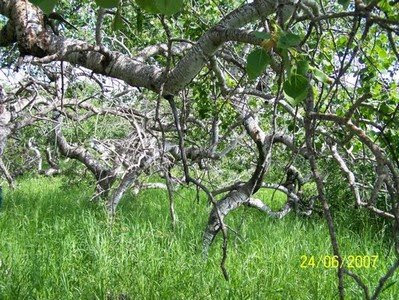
[135,0,184,15]
[246,48,271,80]
[277,32,302,49]
[283,73,309,105]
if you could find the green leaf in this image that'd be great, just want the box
[155,0,184,15]
[30,0,57,14]
[246,48,271,80]
[313,68,332,84]
[280,49,292,76]
[253,31,272,40]
[296,59,309,76]
[112,9,124,31]
[136,0,159,13]
[371,82,383,98]
[283,73,309,105]
[336,36,348,48]
[277,32,302,49]
[95,0,119,9]
[338,0,350,9]
[379,103,394,115]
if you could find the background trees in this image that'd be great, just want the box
[0,0,398,298]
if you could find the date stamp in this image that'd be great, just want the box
[300,255,378,269]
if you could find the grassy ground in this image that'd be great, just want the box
[0,176,398,299]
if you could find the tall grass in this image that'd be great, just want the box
[0,177,397,299]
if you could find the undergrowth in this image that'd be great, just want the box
[0,176,397,299]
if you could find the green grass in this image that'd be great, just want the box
[0,176,398,299]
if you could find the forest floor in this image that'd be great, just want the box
[0,176,398,299]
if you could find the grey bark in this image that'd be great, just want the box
[0,0,289,95]
[54,116,116,197]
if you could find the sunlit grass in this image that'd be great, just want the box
[0,177,397,299]
[254,188,287,210]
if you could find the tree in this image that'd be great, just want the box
[0,0,398,297]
